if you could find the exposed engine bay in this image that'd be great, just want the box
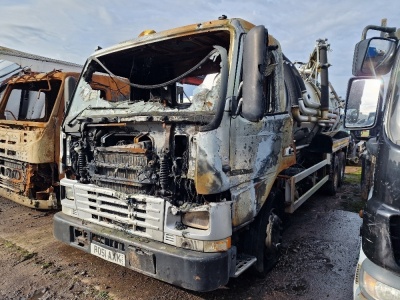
[66,125,212,206]
[63,30,233,208]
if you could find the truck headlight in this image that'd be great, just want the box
[64,186,74,200]
[182,210,209,230]
[361,270,400,299]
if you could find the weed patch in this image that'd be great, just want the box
[0,238,37,262]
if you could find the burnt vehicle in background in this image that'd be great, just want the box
[0,71,79,209]
[0,47,82,209]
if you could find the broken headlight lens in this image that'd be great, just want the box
[182,211,210,230]
[204,237,231,252]
[361,270,400,299]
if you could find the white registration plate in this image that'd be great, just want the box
[90,243,126,267]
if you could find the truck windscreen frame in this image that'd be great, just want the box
[0,80,62,122]
[65,30,231,121]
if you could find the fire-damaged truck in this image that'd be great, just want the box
[0,71,80,209]
[346,23,400,299]
[54,17,349,291]
[0,46,82,209]
[0,46,131,209]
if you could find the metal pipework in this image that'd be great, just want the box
[327,113,338,119]
[318,39,330,120]
[292,106,318,123]
[296,99,338,118]
[301,92,321,109]
[318,119,336,127]
[293,105,337,129]
[361,25,397,40]
[298,99,319,116]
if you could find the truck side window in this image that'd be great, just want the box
[263,51,278,115]
[1,80,61,122]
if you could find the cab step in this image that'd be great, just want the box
[233,254,257,277]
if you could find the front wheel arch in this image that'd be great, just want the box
[242,188,284,275]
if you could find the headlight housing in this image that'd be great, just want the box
[182,210,210,230]
[361,269,400,299]
[64,186,74,200]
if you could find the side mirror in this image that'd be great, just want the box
[242,25,268,122]
[64,76,77,110]
[344,77,383,129]
[353,37,397,76]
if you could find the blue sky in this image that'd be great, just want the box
[0,0,397,96]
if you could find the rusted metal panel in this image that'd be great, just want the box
[0,71,79,209]
[0,189,56,209]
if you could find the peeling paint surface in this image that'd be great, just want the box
[0,72,79,208]
[230,114,293,224]
[194,120,230,194]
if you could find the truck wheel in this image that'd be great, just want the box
[326,156,339,196]
[338,152,346,187]
[244,190,284,276]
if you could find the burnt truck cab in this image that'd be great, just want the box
[54,17,347,291]
[345,25,400,299]
[0,71,79,209]
[55,19,268,291]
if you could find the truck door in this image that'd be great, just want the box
[229,27,293,226]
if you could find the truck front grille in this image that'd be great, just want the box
[97,151,148,166]
[73,183,164,242]
[0,158,25,192]
[88,147,156,195]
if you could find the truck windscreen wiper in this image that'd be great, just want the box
[67,105,131,126]
[67,105,92,126]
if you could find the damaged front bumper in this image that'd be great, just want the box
[0,188,57,209]
[54,212,236,292]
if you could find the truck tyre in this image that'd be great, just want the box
[244,189,284,276]
[326,155,339,196]
[337,152,346,187]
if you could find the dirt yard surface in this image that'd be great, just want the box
[0,167,363,300]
